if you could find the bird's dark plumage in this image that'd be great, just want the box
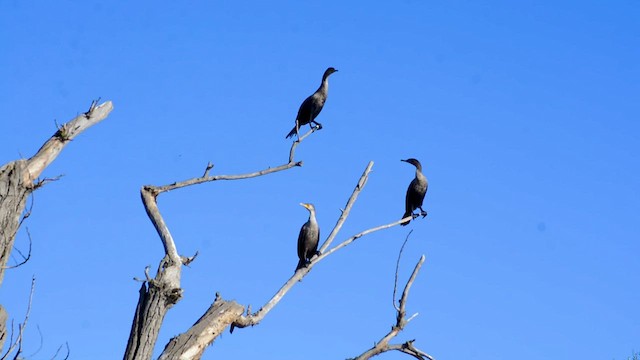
[296,203,321,271]
[400,158,428,226]
[286,67,338,139]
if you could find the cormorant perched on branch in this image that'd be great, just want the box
[286,67,338,140]
[296,203,320,270]
[400,158,428,226]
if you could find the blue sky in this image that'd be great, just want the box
[1,1,638,359]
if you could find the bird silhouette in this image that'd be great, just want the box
[400,158,428,225]
[286,67,338,140]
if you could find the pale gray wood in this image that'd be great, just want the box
[0,101,113,287]
[0,101,113,355]
[0,161,30,286]
[0,305,7,351]
[123,127,317,360]
[158,295,244,360]
[350,255,433,360]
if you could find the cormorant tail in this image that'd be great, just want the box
[295,259,306,271]
[400,211,412,226]
[285,126,297,139]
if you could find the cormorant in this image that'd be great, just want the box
[286,67,338,140]
[296,203,320,270]
[400,158,428,226]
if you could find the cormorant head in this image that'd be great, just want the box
[300,202,316,213]
[401,158,422,170]
[323,67,338,79]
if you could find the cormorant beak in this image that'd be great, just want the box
[299,203,310,210]
[401,159,408,163]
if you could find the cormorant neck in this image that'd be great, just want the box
[308,210,317,223]
[318,76,329,93]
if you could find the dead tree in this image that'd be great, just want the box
[0,100,114,352]
[0,100,431,359]
[123,124,428,360]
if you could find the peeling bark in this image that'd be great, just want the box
[0,161,30,285]
[158,295,244,360]
[123,258,183,360]
[0,305,7,351]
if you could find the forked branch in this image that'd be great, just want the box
[126,127,318,360]
[24,100,113,184]
[232,161,414,331]
[350,247,432,360]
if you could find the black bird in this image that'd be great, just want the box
[286,67,338,140]
[400,158,428,226]
[296,203,320,271]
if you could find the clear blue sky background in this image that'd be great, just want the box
[1,1,638,359]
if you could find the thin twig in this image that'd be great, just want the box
[318,217,410,261]
[394,230,413,311]
[25,325,44,358]
[288,125,318,162]
[202,162,214,177]
[349,254,432,360]
[49,342,70,360]
[4,227,32,269]
[33,174,64,190]
[1,276,36,360]
[146,126,315,196]
[18,193,35,227]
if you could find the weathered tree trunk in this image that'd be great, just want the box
[0,160,31,285]
[0,305,8,351]
[123,257,184,360]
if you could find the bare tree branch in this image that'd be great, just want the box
[232,162,414,332]
[23,100,113,184]
[318,161,373,253]
[3,228,32,270]
[318,217,410,261]
[0,100,113,288]
[127,123,426,360]
[349,248,432,360]
[49,342,70,360]
[18,193,34,228]
[124,127,317,360]
[157,294,244,360]
[24,324,44,359]
[150,126,317,196]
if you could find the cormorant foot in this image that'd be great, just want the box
[412,213,419,220]
[421,211,428,218]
